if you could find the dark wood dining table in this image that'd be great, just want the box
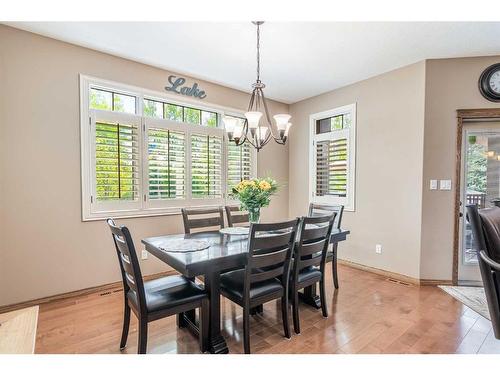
[142,228,350,354]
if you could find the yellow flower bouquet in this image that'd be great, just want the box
[231,177,278,223]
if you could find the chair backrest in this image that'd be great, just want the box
[466,204,500,262]
[181,207,225,234]
[225,205,249,227]
[308,203,344,229]
[478,250,500,339]
[244,219,300,299]
[107,218,147,314]
[293,214,336,280]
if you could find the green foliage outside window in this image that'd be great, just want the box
[467,142,487,193]
[184,107,201,125]
[165,104,183,121]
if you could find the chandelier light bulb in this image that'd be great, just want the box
[274,114,292,130]
[234,122,243,140]
[223,115,236,131]
[245,111,262,129]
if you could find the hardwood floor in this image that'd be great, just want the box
[34,264,500,354]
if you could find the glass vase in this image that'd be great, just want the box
[248,207,261,224]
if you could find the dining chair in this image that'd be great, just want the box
[478,250,500,339]
[291,214,336,334]
[308,203,344,288]
[107,218,209,354]
[219,218,300,354]
[181,207,225,234]
[225,205,249,227]
[308,203,344,229]
[466,204,500,262]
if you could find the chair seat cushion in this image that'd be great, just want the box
[296,266,322,284]
[127,275,206,313]
[220,269,283,303]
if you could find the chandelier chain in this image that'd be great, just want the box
[256,22,260,82]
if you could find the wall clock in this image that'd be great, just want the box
[479,63,500,102]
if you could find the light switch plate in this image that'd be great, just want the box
[439,179,452,190]
[430,179,438,190]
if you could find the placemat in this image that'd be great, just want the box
[219,227,250,236]
[159,239,211,253]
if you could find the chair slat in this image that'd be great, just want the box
[299,239,326,257]
[250,266,284,283]
[253,232,295,250]
[301,226,330,242]
[252,248,289,268]
[187,217,223,229]
[298,256,322,270]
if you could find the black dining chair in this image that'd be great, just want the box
[478,250,500,339]
[291,214,336,334]
[308,203,344,288]
[107,218,209,354]
[181,207,225,234]
[225,205,249,227]
[219,218,300,354]
[466,204,500,263]
[466,204,500,340]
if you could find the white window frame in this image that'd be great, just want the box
[309,103,356,211]
[80,75,257,221]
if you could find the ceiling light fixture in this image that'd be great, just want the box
[223,21,291,152]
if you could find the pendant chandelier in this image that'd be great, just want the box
[223,21,292,152]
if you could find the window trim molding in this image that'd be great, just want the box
[308,103,357,212]
[80,74,257,221]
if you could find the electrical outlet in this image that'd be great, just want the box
[141,250,148,260]
[375,244,382,254]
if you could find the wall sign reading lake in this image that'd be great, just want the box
[165,75,207,99]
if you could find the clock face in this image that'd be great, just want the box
[489,70,500,94]
[479,63,500,102]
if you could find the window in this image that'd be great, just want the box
[191,134,223,198]
[310,104,356,211]
[81,76,256,220]
[147,128,185,200]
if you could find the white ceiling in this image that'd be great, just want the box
[6,22,500,103]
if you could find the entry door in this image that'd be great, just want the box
[460,124,500,284]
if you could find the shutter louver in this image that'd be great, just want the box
[95,121,139,201]
[316,138,348,197]
[227,142,252,192]
[191,134,222,198]
[148,128,185,199]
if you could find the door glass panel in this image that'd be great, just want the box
[463,131,500,265]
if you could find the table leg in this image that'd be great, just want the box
[299,284,321,309]
[250,304,263,315]
[205,272,229,354]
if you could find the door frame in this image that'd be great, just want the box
[453,108,500,285]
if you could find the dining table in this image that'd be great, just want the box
[142,227,350,354]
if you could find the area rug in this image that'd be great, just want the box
[438,285,490,320]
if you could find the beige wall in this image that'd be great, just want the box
[289,62,426,279]
[0,25,289,306]
[420,57,500,280]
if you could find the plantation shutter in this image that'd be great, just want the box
[147,128,185,199]
[191,134,223,198]
[94,120,140,201]
[227,142,252,192]
[315,137,348,197]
